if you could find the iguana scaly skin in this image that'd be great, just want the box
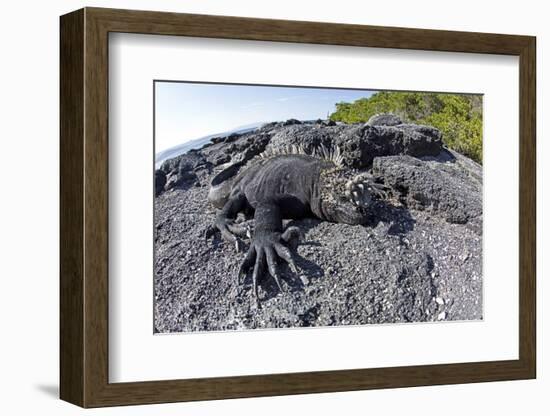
[207,146,388,307]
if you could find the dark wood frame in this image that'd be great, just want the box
[60,7,536,408]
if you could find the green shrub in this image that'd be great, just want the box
[329,91,483,163]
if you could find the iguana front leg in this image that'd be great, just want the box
[238,202,301,307]
[209,193,251,251]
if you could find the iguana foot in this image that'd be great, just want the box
[206,218,252,252]
[281,226,303,249]
[237,229,300,307]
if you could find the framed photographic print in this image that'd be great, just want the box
[60,7,536,408]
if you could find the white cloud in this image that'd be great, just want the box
[275,95,305,102]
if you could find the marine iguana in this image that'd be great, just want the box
[208,145,388,306]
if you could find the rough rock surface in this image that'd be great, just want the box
[374,151,483,234]
[154,118,482,333]
[366,113,404,127]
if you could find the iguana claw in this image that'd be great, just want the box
[207,217,252,252]
[237,228,300,307]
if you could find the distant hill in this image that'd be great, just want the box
[155,122,266,168]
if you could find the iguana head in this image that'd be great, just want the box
[315,168,388,225]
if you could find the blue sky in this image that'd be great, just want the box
[154,82,375,153]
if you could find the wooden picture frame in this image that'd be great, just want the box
[60,7,536,408]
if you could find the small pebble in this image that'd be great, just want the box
[435,297,445,305]
[460,253,470,262]
[437,311,447,320]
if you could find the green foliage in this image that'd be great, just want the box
[329,91,483,163]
